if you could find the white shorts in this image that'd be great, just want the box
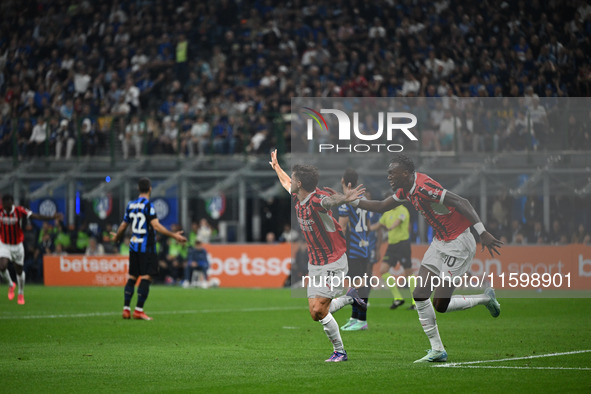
[421,228,476,280]
[0,241,25,266]
[307,253,349,299]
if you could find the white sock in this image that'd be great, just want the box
[416,299,445,351]
[329,296,352,313]
[0,269,13,287]
[16,271,25,295]
[319,312,345,353]
[445,294,490,312]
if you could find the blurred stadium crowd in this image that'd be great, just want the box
[0,0,590,158]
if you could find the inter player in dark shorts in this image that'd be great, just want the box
[337,169,375,331]
[112,178,187,320]
[347,154,503,363]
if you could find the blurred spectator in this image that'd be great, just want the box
[122,115,145,159]
[54,221,72,252]
[85,237,105,256]
[549,219,568,245]
[55,119,75,160]
[101,224,117,254]
[278,224,298,243]
[188,115,211,156]
[265,232,277,243]
[528,221,549,244]
[197,218,214,243]
[183,240,210,288]
[28,118,48,157]
[571,224,590,244]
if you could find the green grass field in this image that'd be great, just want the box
[1,286,590,393]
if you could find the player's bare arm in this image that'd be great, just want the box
[443,191,503,256]
[357,195,397,213]
[269,149,291,192]
[338,216,349,231]
[321,183,365,209]
[151,218,187,243]
[112,221,129,243]
[30,212,63,221]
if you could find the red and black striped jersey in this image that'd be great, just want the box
[293,188,347,266]
[0,205,32,244]
[393,172,471,242]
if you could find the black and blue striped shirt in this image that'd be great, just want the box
[338,202,373,260]
[123,197,158,253]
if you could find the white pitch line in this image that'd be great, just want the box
[439,365,591,371]
[0,306,305,320]
[433,350,591,368]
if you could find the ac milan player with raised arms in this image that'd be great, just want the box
[269,149,367,362]
[0,194,63,304]
[347,154,502,363]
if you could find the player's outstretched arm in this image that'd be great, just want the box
[321,183,365,209]
[150,218,187,243]
[443,191,503,256]
[357,196,397,213]
[269,149,291,193]
[30,212,64,221]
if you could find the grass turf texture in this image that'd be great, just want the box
[1,286,590,393]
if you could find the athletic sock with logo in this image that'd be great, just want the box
[16,271,25,294]
[415,299,445,351]
[124,279,136,307]
[136,279,151,309]
[319,312,345,353]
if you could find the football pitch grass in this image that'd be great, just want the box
[1,286,590,393]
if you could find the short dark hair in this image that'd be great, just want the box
[343,168,358,187]
[389,154,415,174]
[2,194,13,204]
[292,164,318,191]
[138,178,151,193]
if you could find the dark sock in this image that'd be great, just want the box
[124,279,135,307]
[351,304,359,320]
[136,279,151,309]
[358,298,368,321]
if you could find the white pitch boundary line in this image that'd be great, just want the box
[0,305,305,320]
[433,350,591,369]
[439,365,591,371]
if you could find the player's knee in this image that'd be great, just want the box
[309,306,327,321]
[433,298,449,313]
[413,287,430,301]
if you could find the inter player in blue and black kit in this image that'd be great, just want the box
[113,178,187,320]
[338,169,376,331]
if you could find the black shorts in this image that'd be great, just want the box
[348,257,371,279]
[348,257,371,298]
[128,250,158,277]
[383,240,412,269]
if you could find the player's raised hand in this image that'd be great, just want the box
[269,149,278,170]
[344,182,365,202]
[480,231,503,257]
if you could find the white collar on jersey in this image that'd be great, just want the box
[300,190,315,205]
[408,172,418,195]
[2,206,15,215]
